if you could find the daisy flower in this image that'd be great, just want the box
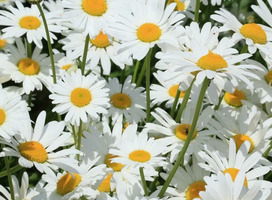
[55,53,78,77]
[211,8,272,54]
[0,111,82,176]
[144,104,214,164]
[0,1,65,48]
[49,71,110,126]
[109,124,168,173]
[108,0,185,61]
[167,0,195,19]
[105,76,146,124]
[0,38,53,94]
[160,156,210,200]
[196,171,271,200]
[198,138,271,189]
[0,86,29,139]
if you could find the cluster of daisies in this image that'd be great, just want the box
[0,0,272,199]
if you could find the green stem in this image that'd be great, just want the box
[132,60,140,83]
[140,167,149,196]
[240,45,248,54]
[175,78,196,122]
[81,35,90,75]
[194,0,201,22]
[263,140,272,158]
[149,167,162,192]
[120,65,127,84]
[27,91,32,107]
[77,121,83,161]
[145,49,152,122]
[158,78,210,198]
[136,48,153,88]
[72,125,77,147]
[170,83,181,118]
[2,145,15,200]
[36,3,57,84]
[0,164,22,179]
[214,91,225,111]
[27,41,32,58]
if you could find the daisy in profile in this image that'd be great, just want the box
[50,70,110,126]
[55,53,78,77]
[211,8,272,54]
[108,0,185,61]
[0,86,29,139]
[0,111,82,176]
[196,171,271,200]
[0,1,65,48]
[0,39,53,94]
[106,76,146,124]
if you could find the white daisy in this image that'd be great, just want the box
[0,38,53,94]
[108,0,185,61]
[105,76,146,124]
[49,70,110,126]
[0,111,82,176]
[167,0,196,19]
[0,1,65,48]
[211,8,272,54]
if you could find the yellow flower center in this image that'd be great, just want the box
[174,124,197,141]
[18,141,48,163]
[224,89,246,107]
[185,181,206,200]
[105,154,124,171]
[0,39,6,49]
[232,134,254,153]
[168,84,185,98]
[70,88,92,107]
[82,0,107,16]
[18,58,40,75]
[129,150,151,162]
[90,31,111,48]
[240,23,267,44]
[197,51,228,71]
[0,109,6,126]
[98,173,112,192]
[62,64,73,70]
[19,16,41,30]
[264,70,272,85]
[137,23,161,43]
[57,173,81,195]
[168,0,185,11]
[111,93,132,109]
[223,168,248,187]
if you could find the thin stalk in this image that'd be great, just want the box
[170,83,181,118]
[158,78,210,198]
[0,164,22,179]
[194,0,201,22]
[72,125,77,147]
[27,92,32,107]
[214,91,225,111]
[36,3,57,84]
[145,49,152,122]
[149,167,162,192]
[240,45,248,54]
[136,62,146,87]
[81,35,90,75]
[27,41,32,58]
[132,60,140,83]
[120,65,127,84]
[77,121,83,161]
[140,167,149,196]
[175,77,196,122]
[263,140,272,158]
[2,144,15,200]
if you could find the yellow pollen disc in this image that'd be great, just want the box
[174,124,197,141]
[264,70,272,85]
[105,154,124,171]
[111,93,132,109]
[0,39,6,49]
[18,141,48,163]
[197,51,228,71]
[232,134,254,153]
[240,23,267,44]
[129,150,151,162]
[168,0,185,11]
[70,88,92,107]
[185,181,206,200]
[19,16,41,30]
[98,173,112,192]
[82,0,107,16]
[223,168,248,187]
[137,23,161,43]
[90,31,111,48]
[224,89,246,107]
[62,64,73,70]
[168,84,185,98]
[18,58,40,75]
[57,173,81,195]
[0,109,6,126]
